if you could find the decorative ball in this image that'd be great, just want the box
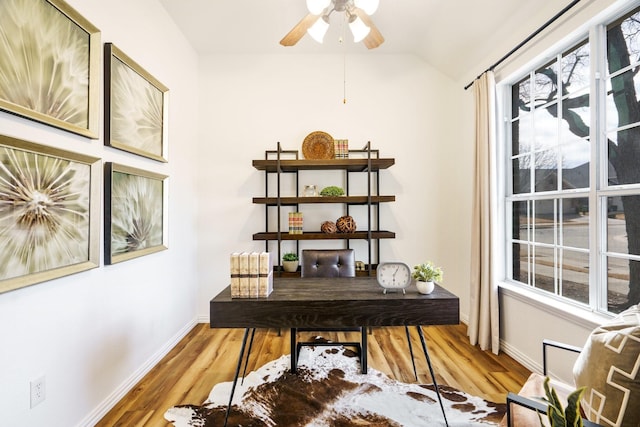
[336,215,356,233]
[321,221,337,234]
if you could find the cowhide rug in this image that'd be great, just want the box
[165,344,506,426]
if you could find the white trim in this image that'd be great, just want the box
[459,311,469,326]
[76,318,198,427]
[500,337,541,374]
[500,281,611,329]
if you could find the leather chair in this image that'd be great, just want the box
[291,249,366,371]
[300,248,356,278]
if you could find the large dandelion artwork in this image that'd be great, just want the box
[0,0,100,138]
[105,44,169,162]
[105,164,167,265]
[0,135,100,294]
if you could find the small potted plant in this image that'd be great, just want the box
[412,261,443,294]
[320,186,345,196]
[542,376,586,427]
[282,252,299,273]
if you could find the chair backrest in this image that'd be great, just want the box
[301,249,356,278]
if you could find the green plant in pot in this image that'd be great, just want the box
[282,252,299,273]
[412,261,443,294]
[320,186,345,196]
[541,377,586,427]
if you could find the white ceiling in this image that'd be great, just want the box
[158,0,574,82]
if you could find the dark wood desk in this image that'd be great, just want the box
[210,277,459,328]
[210,277,460,426]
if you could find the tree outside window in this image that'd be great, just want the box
[508,7,640,313]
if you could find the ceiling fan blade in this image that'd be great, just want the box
[280,13,320,46]
[353,7,384,49]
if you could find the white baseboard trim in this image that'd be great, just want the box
[76,318,198,427]
[499,338,541,374]
[459,312,469,325]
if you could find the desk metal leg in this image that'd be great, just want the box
[240,328,256,385]
[405,325,418,381]
[224,328,250,427]
[290,328,297,373]
[416,326,449,427]
[361,327,368,374]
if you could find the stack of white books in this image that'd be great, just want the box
[230,252,273,298]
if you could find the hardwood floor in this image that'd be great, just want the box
[96,324,531,426]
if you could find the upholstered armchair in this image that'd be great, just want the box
[502,305,640,427]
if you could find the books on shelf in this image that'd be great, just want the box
[249,252,259,298]
[334,139,348,159]
[288,212,303,234]
[258,251,273,297]
[239,251,250,298]
[230,251,273,298]
[230,252,241,298]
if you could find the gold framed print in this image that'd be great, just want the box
[104,163,168,264]
[105,43,169,162]
[0,0,101,138]
[0,134,101,294]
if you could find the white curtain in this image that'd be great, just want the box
[468,71,500,354]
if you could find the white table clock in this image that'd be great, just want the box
[376,262,412,294]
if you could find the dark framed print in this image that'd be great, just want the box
[0,135,101,294]
[104,163,167,264]
[105,43,169,162]
[0,0,101,138]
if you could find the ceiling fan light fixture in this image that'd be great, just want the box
[354,0,379,15]
[306,0,331,15]
[307,15,330,43]
[349,15,370,43]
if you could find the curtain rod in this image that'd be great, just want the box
[463,0,582,90]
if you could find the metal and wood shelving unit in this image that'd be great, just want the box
[252,142,395,276]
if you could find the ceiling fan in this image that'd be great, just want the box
[280,0,384,49]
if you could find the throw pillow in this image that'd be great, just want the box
[573,304,640,427]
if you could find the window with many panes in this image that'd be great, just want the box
[506,6,640,314]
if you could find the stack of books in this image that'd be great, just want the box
[288,212,303,234]
[230,251,273,298]
[334,139,349,159]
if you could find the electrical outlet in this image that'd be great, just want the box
[30,376,45,408]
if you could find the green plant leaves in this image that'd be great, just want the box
[320,186,345,196]
[542,376,585,427]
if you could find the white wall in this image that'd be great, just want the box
[4,0,628,423]
[196,53,468,318]
[0,0,200,426]
[456,0,633,380]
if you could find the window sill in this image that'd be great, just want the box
[498,281,612,330]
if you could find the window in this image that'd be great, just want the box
[505,6,640,314]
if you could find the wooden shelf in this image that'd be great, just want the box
[253,143,395,271]
[252,195,395,205]
[275,267,378,277]
[252,158,395,172]
[252,231,396,241]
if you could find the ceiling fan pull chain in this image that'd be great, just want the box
[343,50,347,104]
[341,16,347,104]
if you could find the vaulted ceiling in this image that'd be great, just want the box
[158,0,574,82]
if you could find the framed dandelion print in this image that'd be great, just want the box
[0,135,101,294]
[105,43,169,162]
[0,0,101,139]
[104,163,167,265]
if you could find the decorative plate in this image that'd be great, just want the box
[302,131,335,160]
